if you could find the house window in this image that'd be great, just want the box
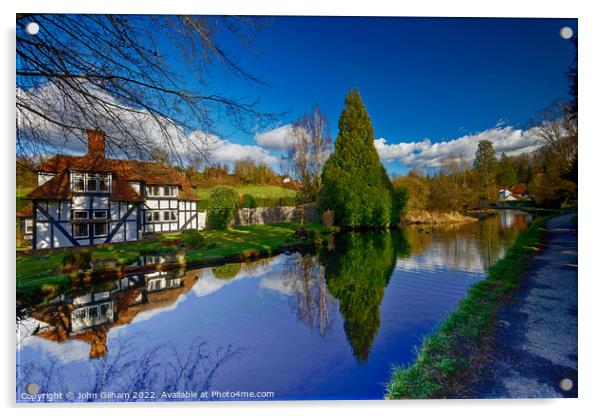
[88,306,98,318]
[170,211,177,221]
[146,211,162,223]
[24,219,33,235]
[100,303,110,317]
[72,173,110,193]
[74,223,89,238]
[73,210,89,220]
[94,223,108,237]
[146,186,161,197]
[74,309,86,319]
[73,174,86,192]
[86,177,98,192]
[93,210,108,219]
[99,177,110,192]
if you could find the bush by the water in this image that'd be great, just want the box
[319,89,404,228]
[212,263,242,280]
[391,186,410,226]
[180,229,206,249]
[207,185,238,229]
[61,248,92,273]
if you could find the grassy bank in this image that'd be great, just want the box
[195,185,297,209]
[385,216,548,399]
[17,222,334,309]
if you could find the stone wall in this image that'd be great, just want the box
[234,205,317,226]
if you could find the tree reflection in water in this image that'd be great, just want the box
[319,231,409,363]
[281,253,336,336]
[17,333,244,402]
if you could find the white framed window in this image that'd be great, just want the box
[74,308,86,319]
[94,222,108,237]
[72,173,110,193]
[146,210,177,223]
[74,223,89,238]
[88,306,99,318]
[24,219,33,235]
[99,177,110,192]
[164,186,173,197]
[146,186,161,197]
[73,210,89,220]
[73,174,85,192]
[93,210,108,219]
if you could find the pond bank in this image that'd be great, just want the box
[386,214,550,399]
[16,222,336,310]
[402,210,478,225]
[472,213,577,398]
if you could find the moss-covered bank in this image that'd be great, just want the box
[385,216,549,399]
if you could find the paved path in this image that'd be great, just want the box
[475,213,578,398]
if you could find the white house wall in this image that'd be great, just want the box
[32,196,200,248]
[33,198,140,249]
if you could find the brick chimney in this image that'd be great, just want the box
[87,129,105,159]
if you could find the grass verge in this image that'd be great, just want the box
[16,222,335,310]
[385,216,549,399]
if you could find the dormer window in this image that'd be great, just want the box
[72,173,111,193]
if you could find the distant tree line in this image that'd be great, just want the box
[393,40,578,211]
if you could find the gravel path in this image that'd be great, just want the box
[475,213,578,398]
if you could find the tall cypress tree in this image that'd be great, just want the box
[319,89,393,227]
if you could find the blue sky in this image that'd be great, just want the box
[20,16,577,176]
[200,16,577,175]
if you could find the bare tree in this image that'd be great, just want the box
[284,106,332,206]
[528,100,577,170]
[16,14,273,165]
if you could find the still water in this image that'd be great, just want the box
[16,210,532,401]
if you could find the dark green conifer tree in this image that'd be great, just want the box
[319,89,395,227]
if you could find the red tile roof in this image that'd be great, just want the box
[511,183,528,195]
[27,172,72,200]
[30,154,198,201]
[16,203,33,218]
[110,176,144,202]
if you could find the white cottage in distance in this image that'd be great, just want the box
[18,129,203,249]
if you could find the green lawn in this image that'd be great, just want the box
[195,185,297,209]
[16,187,32,211]
[17,222,330,309]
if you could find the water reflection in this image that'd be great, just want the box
[320,231,398,362]
[17,210,534,401]
[26,270,195,359]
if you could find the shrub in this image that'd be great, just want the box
[61,248,92,273]
[207,185,239,229]
[239,194,257,208]
[391,185,410,226]
[212,263,242,280]
[180,229,206,249]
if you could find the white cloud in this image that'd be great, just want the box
[17,81,279,167]
[376,126,543,169]
[254,124,294,151]
[374,138,432,162]
[193,131,279,165]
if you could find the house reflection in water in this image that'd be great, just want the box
[499,209,532,230]
[30,269,197,359]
